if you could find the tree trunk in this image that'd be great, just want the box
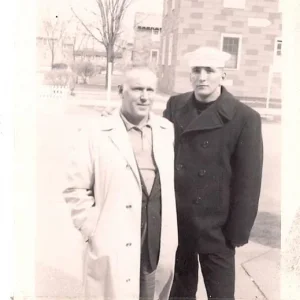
[105,44,114,89]
[51,50,55,69]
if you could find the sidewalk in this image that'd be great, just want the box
[196,242,280,300]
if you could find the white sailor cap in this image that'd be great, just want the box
[184,46,231,68]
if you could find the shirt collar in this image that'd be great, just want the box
[119,111,152,131]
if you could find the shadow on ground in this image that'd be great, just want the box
[250,211,281,249]
[35,262,83,297]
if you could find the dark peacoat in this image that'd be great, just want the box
[163,87,263,253]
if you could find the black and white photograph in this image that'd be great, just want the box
[4,0,300,299]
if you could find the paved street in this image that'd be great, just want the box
[34,101,281,299]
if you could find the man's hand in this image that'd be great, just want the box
[95,106,115,117]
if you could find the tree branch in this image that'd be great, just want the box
[71,6,104,45]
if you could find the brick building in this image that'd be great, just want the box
[159,0,282,104]
[132,13,162,71]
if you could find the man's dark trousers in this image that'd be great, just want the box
[170,244,235,300]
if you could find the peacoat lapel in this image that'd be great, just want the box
[175,87,238,133]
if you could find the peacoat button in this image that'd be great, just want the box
[198,169,207,177]
[176,164,183,171]
[193,196,202,204]
[202,141,209,148]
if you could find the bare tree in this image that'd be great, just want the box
[71,0,132,87]
[43,17,69,68]
[70,22,92,62]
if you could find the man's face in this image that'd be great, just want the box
[190,66,225,99]
[121,70,157,123]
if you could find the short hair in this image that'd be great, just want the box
[121,65,158,90]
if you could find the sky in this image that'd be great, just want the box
[37,0,163,40]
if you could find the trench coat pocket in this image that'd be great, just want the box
[79,206,99,242]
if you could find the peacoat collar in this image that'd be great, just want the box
[175,86,238,133]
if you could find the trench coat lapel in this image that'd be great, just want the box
[151,113,166,176]
[108,113,141,189]
[148,114,164,198]
[175,87,238,133]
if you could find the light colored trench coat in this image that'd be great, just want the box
[63,112,178,300]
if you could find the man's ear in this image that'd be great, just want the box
[221,72,227,81]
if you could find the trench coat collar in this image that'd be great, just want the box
[176,86,238,132]
[99,110,167,190]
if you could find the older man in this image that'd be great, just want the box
[164,47,264,300]
[63,67,178,300]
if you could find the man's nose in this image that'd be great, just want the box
[140,89,149,101]
[199,70,208,81]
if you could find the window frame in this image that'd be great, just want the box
[220,33,242,70]
[150,49,159,65]
[273,37,282,72]
[274,37,282,57]
[151,28,160,41]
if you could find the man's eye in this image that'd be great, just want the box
[206,68,216,73]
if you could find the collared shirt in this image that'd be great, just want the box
[120,113,156,194]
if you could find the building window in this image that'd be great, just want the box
[153,29,159,35]
[273,38,282,72]
[221,34,242,69]
[150,49,159,65]
[223,0,246,9]
[151,28,160,42]
[168,33,173,66]
[275,39,282,56]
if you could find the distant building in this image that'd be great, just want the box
[37,34,130,73]
[160,0,282,103]
[36,36,73,71]
[132,13,162,71]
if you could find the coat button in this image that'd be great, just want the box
[193,196,202,204]
[202,141,209,148]
[198,169,206,176]
[176,164,183,171]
